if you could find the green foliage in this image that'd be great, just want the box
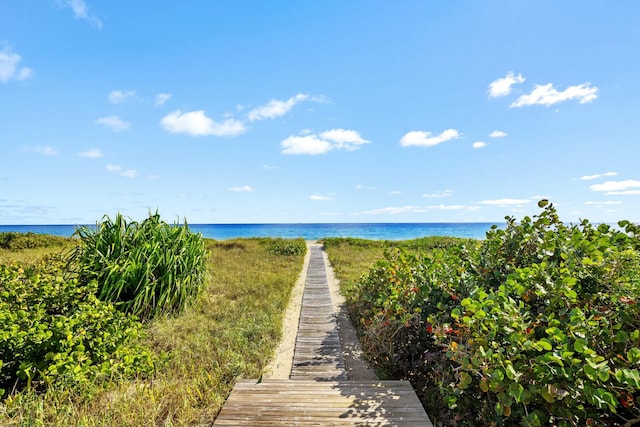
[347,201,640,426]
[70,211,207,321]
[267,238,307,256]
[0,256,155,399]
[0,232,71,250]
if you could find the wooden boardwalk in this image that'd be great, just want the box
[214,244,433,426]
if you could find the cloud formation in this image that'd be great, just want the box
[77,148,104,158]
[400,129,459,147]
[422,189,453,198]
[0,45,32,83]
[248,93,309,122]
[590,180,640,195]
[25,146,59,156]
[489,130,507,138]
[108,90,136,104]
[488,72,525,98]
[310,194,333,201]
[359,204,478,215]
[281,129,369,155]
[95,116,130,132]
[160,110,246,137]
[473,141,486,149]
[155,93,172,106]
[65,0,103,28]
[511,83,598,107]
[228,185,254,192]
[580,171,617,181]
[106,164,137,179]
[479,198,531,206]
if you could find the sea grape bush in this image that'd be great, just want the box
[267,238,307,256]
[71,211,207,320]
[0,256,155,399]
[348,201,640,426]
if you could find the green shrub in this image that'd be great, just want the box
[0,256,155,399]
[348,201,640,426]
[70,211,207,321]
[0,232,71,250]
[267,238,307,256]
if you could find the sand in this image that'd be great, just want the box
[263,241,377,380]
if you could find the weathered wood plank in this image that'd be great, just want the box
[213,244,433,426]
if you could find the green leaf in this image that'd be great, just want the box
[584,364,597,381]
[628,348,640,364]
[574,338,589,354]
[458,371,472,390]
[537,339,553,351]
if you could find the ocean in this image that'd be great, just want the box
[0,223,499,241]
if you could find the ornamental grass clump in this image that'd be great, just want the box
[70,211,207,321]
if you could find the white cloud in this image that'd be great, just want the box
[106,164,137,179]
[108,90,136,104]
[488,72,525,98]
[310,195,333,201]
[247,93,309,122]
[400,129,460,148]
[160,110,246,137]
[425,204,475,211]
[489,130,508,138]
[0,45,32,83]
[360,205,423,215]
[229,185,254,192]
[607,190,640,196]
[580,171,618,181]
[359,204,477,215]
[473,141,486,149]
[281,135,331,155]
[511,82,598,107]
[95,115,130,132]
[422,189,453,198]
[77,148,103,158]
[320,129,370,151]
[281,129,369,155]
[25,146,59,156]
[65,0,103,28]
[480,198,531,206]
[584,201,622,205]
[590,180,640,194]
[155,93,172,106]
[262,164,278,170]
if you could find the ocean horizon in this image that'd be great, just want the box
[0,222,501,241]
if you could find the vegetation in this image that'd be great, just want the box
[267,238,307,256]
[0,232,72,250]
[70,212,208,321]
[326,201,640,426]
[1,213,305,425]
[0,255,155,400]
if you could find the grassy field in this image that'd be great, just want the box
[1,237,305,426]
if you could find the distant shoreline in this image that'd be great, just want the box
[0,222,501,241]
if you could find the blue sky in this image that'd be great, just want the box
[1,1,639,225]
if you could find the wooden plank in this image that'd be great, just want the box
[213,244,434,426]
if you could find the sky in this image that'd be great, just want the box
[1,1,639,225]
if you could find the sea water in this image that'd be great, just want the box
[0,223,499,240]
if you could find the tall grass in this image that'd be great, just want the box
[70,212,207,320]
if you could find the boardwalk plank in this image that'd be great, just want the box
[214,244,433,426]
